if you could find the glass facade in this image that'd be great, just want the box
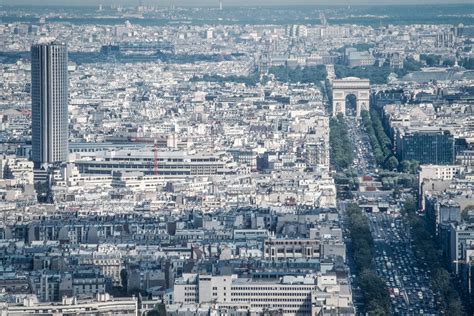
[398,131,455,165]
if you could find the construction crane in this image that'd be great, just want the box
[154,139,158,176]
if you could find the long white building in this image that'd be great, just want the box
[0,294,137,316]
[172,273,354,316]
[73,150,232,179]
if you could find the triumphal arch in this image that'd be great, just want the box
[332,77,370,117]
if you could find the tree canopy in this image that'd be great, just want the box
[361,109,398,170]
[329,114,354,170]
[346,203,390,315]
[269,65,327,84]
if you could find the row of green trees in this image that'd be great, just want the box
[420,54,442,67]
[402,198,466,315]
[398,160,420,174]
[334,171,358,199]
[334,54,438,84]
[329,113,354,170]
[420,54,456,67]
[362,109,421,176]
[361,110,399,170]
[379,171,418,191]
[334,65,392,84]
[191,65,331,86]
[34,181,50,203]
[403,57,423,71]
[419,54,469,68]
[347,203,390,315]
[268,65,327,84]
[334,171,358,190]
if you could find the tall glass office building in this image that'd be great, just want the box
[31,41,69,167]
[396,130,455,165]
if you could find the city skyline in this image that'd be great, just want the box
[4,0,474,6]
[0,3,473,316]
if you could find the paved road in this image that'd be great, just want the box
[369,212,440,315]
[339,114,441,315]
[345,116,376,176]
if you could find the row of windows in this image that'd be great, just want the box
[83,163,216,169]
[248,303,310,309]
[191,159,218,162]
[266,249,310,254]
[265,241,317,245]
[231,287,314,291]
[232,292,312,297]
[105,158,182,162]
[184,286,196,291]
[232,297,310,302]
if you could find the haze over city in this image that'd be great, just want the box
[0,1,473,316]
[5,0,474,6]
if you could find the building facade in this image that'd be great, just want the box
[31,42,69,168]
[172,273,354,316]
[396,130,455,165]
[264,238,320,261]
[1,294,137,316]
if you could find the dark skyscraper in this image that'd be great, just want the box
[396,130,455,165]
[31,41,69,167]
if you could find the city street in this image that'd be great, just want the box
[340,113,441,315]
[370,212,439,315]
[345,109,376,176]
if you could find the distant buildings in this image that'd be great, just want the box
[382,103,474,167]
[345,49,375,68]
[1,4,473,315]
[420,165,474,301]
[31,42,69,168]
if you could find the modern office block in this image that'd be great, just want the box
[31,41,69,167]
[396,130,455,165]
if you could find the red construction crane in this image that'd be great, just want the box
[154,139,158,176]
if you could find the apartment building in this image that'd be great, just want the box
[263,238,320,261]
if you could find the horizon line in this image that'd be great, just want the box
[2,2,473,8]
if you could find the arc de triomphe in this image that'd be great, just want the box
[332,77,370,117]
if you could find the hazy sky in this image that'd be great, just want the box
[5,0,474,6]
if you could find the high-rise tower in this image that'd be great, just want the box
[31,41,69,168]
